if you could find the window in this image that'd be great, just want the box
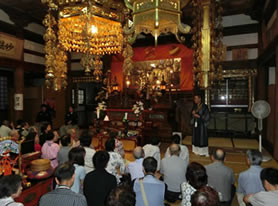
[72,89,85,105]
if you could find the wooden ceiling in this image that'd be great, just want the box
[0,0,263,27]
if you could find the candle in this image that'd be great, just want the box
[124,112,128,120]
[97,109,100,119]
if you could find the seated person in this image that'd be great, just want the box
[84,151,117,206]
[181,162,208,206]
[109,131,125,157]
[39,162,87,206]
[105,138,125,183]
[106,185,136,206]
[125,146,145,180]
[57,134,71,164]
[80,130,96,173]
[133,157,165,206]
[191,186,220,206]
[143,137,161,171]
[244,167,278,206]
[161,144,188,203]
[0,175,23,206]
[237,150,265,206]
[164,134,189,164]
[41,131,60,168]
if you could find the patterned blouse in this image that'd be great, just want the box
[106,151,125,183]
[181,182,196,206]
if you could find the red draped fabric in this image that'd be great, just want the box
[111,43,193,91]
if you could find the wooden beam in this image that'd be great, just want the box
[226,44,258,51]
[257,35,278,66]
[223,24,259,36]
[0,57,44,73]
[219,59,257,70]
[24,49,44,58]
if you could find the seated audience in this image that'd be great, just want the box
[57,134,71,164]
[109,131,125,157]
[41,131,60,168]
[164,134,189,164]
[9,129,20,140]
[39,162,87,206]
[34,132,42,152]
[0,120,12,137]
[68,128,80,148]
[143,137,161,171]
[0,175,23,206]
[161,143,188,203]
[53,129,60,143]
[80,130,96,173]
[133,157,165,206]
[105,138,125,183]
[68,147,86,194]
[39,122,51,146]
[84,151,117,206]
[244,167,278,206]
[106,185,136,206]
[125,146,145,180]
[181,162,208,206]
[191,186,220,206]
[237,150,265,206]
[205,149,235,205]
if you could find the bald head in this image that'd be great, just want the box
[133,147,144,159]
[169,144,180,156]
[212,149,225,161]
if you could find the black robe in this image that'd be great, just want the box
[191,103,210,147]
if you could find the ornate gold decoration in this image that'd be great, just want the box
[192,0,224,89]
[41,0,125,90]
[124,0,191,46]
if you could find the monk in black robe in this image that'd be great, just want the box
[191,94,210,156]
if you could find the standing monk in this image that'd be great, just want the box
[191,94,210,156]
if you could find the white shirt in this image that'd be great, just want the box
[0,125,12,137]
[84,147,96,174]
[125,158,144,180]
[0,197,23,206]
[143,144,161,170]
[165,144,189,165]
[106,151,125,183]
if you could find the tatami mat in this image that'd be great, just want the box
[209,137,233,148]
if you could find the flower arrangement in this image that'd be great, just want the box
[132,101,144,118]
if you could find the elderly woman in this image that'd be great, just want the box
[0,175,23,206]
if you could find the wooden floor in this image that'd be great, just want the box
[124,136,278,206]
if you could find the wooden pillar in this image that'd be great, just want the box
[273,45,278,160]
[13,65,24,122]
[256,67,267,100]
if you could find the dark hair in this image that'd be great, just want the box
[26,131,37,140]
[194,94,202,100]
[260,168,278,186]
[0,175,22,198]
[60,134,71,146]
[106,185,136,206]
[41,122,50,133]
[212,149,226,161]
[16,119,24,127]
[68,147,85,166]
[105,138,115,152]
[191,186,220,206]
[109,131,118,139]
[45,130,55,141]
[246,149,262,165]
[93,150,110,169]
[151,137,160,146]
[54,162,75,182]
[80,130,92,147]
[172,134,181,144]
[186,162,208,189]
[143,157,157,173]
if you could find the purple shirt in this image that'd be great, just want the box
[42,140,60,168]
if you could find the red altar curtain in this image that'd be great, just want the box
[111,43,193,91]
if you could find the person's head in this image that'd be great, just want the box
[191,186,220,206]
[93,150,110,170]
[80,130,93,147]
[169,144,180,156]
[60,134,71,146]
[54,162,75,187]
[9,130,20,139]
[151,137,160,146]
[68,147,85,166]
[193,94,202,104]
[109,131,118,139]
[212,149,225,162]
[41,122,51,134]
[172,134,181,144]
[2,120,10,127]
[0,175,22,199]
[186,162,208,189]
[143,157,157,174]
[41,104,47,112]
[53,129,60,142]
[26,131,37,140]
[28,126,38,134]
[16,119,24,128]
[106,185,136,206]
[260,168,278,191]
[45,130,55,141]
[105,138,115,152]
[246,149,262,166]
[69,106,74,113]
[67,128,77,140]
[133,146,144,159]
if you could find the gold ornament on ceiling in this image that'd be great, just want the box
[41,0,125,90]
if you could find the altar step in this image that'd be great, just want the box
[142,127,172,144]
